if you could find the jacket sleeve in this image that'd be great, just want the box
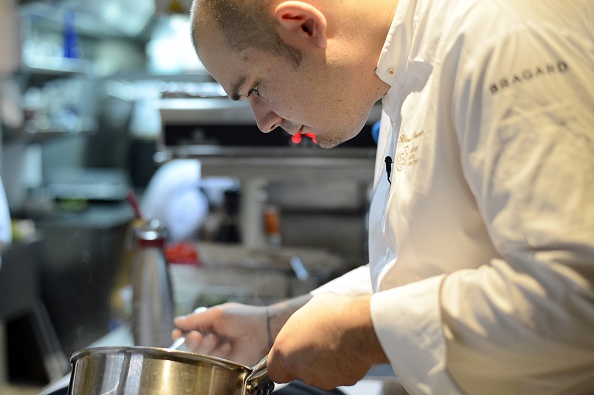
[441,22,594,394]
[310,264,373,296]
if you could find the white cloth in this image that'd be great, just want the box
[313,0,594,394]
[141,159,208,241]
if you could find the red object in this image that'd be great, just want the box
[291,132,302,144]
[291,132,317,145]
[165,242,201,266]
[138,238,165,248]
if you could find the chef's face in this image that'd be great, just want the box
[195,20,376,149]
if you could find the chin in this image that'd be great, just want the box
[316,127,362,149]
[316,140,338,149]
[315,136,344,149]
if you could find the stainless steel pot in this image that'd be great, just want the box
[67,346,272,395]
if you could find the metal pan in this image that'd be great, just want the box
[67,346,272,395]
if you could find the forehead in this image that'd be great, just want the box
[195,22,246,89]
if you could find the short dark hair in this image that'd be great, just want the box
[191,0,303,67]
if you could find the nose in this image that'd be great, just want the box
[250,100,282,133]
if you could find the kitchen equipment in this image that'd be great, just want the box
[127,189,176,348]
[131,218,175,348]
[156,93,376,263]
[67,346,273,395]
[157,95,381,161]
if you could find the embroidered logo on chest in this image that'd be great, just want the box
[396,130,425,171]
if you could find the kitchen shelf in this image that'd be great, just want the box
[3,124,97,144]
[23,55,96,76]
[19,0,155,39]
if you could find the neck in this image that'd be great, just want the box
[351,0,400,99]
[350,0,399,41]
[378,0,400,95]
[310,0,400,101]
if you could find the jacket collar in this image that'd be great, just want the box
[375,0,421,87]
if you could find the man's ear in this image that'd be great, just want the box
[274,1,327,48]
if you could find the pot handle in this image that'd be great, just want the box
[244,355,273,395]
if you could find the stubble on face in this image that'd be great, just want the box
[315,133,350,149]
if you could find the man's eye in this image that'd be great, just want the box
[248,85,260,97]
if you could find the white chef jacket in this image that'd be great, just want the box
[312,0,594,394]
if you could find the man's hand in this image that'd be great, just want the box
[173,302,269,366]
[172,295,312,366]
[267,293,388,389]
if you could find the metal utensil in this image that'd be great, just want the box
[168,335,186,350]
[167,306,208,350]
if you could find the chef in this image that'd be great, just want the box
[174,0,594,393]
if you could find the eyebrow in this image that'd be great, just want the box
[230,76,248,101]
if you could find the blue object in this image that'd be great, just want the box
[63,10,79,59]
[371,120,381,144]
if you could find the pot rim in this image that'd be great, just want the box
[70,346,251,372]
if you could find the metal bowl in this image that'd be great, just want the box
[68,346,272,395]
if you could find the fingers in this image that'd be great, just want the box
[174,315,197,331]
[171,327,183,340]
[171,306,235,359]
[266,348,295,384]
[182,330,232,358]
[174,306,209,331]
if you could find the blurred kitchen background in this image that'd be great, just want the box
[0,0,381,393]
